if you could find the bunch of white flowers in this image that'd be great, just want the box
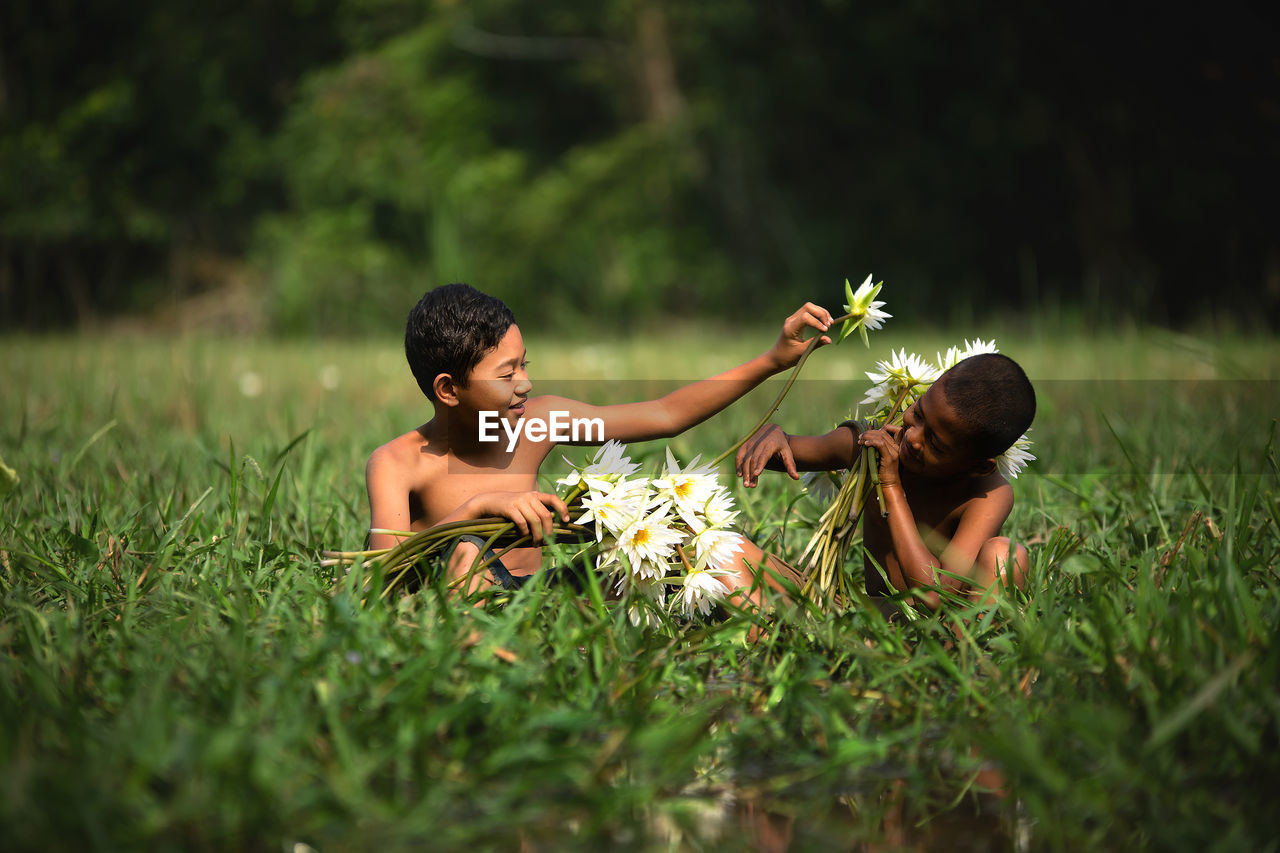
[557,442,743,621]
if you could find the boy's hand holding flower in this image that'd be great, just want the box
[857,424,904,488]
[767,302,834,371]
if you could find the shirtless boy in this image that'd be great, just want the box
[735,353,1035,612]
[366,283,830,602]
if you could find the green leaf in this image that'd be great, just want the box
[67,420,117,471]
[0,454,17,494]
[837,317,858,344]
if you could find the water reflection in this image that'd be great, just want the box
[734,768,1021,852]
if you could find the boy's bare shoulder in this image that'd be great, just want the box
[909,470,1012,528]
[954,471,1014,520]
[366,427,443,487]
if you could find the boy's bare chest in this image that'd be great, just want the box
[862,487,971,559]
[408,450,542,527]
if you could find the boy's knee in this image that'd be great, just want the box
[445,539,492,594]
[447,539,481,571]
[720,535,798,607]
[978,536,1028,590]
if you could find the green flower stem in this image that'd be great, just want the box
[798,384,916,605]
[710,311,855,469]
[870,386,915,517]
[340,473,599,594]
[329,481,592,597]
[377,522,594,598]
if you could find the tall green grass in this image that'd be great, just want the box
[1,328,1277,850]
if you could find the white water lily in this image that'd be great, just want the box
[616,506,684,580]
[576,478,653,540]
[866,348,942,389]
[557,439,641,492]
[617,573,668,626]
[839,274,892,347]
[679,563,733,617]
[699,487,740,531]
[651,447,720,528]
[689,526,745,571]
[593,532,622,572]
[801,470,840,504]
[861,349,940,410]
[858,381,898,413]
[936,339,999,370]
[960,338,999,360]
[995,432,1036,480]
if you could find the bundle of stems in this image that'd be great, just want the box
[797,435,875,603]
[795,389,912,607]
[322,484,593,598]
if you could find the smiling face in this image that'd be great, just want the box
[453,323,531,420]
[897,376,984,478]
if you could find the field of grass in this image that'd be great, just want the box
[1,325,1277,851]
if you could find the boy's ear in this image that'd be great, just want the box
[970,458,997,478]
[433,373,461,407]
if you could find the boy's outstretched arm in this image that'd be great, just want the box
[735,423,859,487]
[532,303,834,444]
[858,424,1012,610]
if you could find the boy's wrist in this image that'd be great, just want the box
[759,349,787,374]
[880,481,906,508]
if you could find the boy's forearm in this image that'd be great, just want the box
[578,309,834,444]
[881,484,945,610]
[436,496,488,526]
[651,352,783,435]
[798,426,859,470]
[760,428,856,472]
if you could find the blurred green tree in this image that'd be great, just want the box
[258,2,736,332]
[1,0,1276,331]
[0,0,345,327]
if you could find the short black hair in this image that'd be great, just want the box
[939,353,1036,459]
[404,283,516,402]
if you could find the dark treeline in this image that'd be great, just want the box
[2,0,1278,332]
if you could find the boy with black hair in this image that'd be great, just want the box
[736,353,1036,612]
[368,283,829,602]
